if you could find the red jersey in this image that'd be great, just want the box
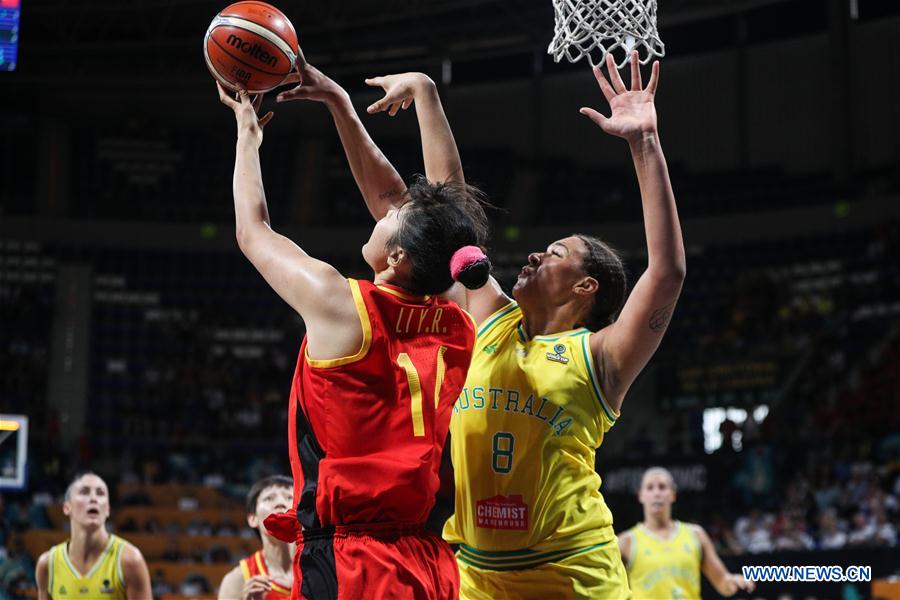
[239,550,291,599]
[287,279,475,528]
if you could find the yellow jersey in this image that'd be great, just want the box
[443,302,620,570]
[48,534,127,599]
[625,521,702,599]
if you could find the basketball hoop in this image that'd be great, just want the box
[548,0,665,68]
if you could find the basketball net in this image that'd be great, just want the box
[548,0,665,68]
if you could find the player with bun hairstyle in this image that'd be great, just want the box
[281,51,685,597]
[217,67,489,598]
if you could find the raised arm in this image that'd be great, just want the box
[366,73,509,322]
[365,73,464,184]
[217,84,359,358]
[277,64,406,220]
[585,52,686,413]
[692,525,755,596]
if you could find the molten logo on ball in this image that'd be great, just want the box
[226,33,278,68]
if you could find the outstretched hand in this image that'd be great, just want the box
[580,51,659,142]
[276,61,345,104]
[364,72,436,116]
[217,82,274,146]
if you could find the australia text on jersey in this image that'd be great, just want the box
[454,386,574,436]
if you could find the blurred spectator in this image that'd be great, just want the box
[817,508,847,550]
[872,506,897,547]
[180,573,212,596]
[773,513,814,551]
[150,569,174,598]
[734,510,774,554]
[847,511,876,546]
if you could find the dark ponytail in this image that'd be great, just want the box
[389,178,492,295]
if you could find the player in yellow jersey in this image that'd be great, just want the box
[278,51,684,597]
[620,468,754,599]
[218,475,295,600]
[35,472,151,600]
[435,52,684,599]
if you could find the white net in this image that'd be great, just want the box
[548,0,665,68]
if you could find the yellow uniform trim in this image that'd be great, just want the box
[397,353,426,436]
[305,279,372,368]
[434,346,447,409]
[271,581,292,595]
[114,541,124,586]
[579,332,619,422]
[239,557,251,580]
[254,552,266,576]
[375,284,430,303]
[476,301,519,338]
[61,535,115,579]
[48,547,54,593]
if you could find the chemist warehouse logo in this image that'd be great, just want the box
[476,495,529,530]
[546,343,569,364]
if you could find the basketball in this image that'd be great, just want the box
[204,1,299,94]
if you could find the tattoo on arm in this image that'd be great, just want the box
[378,189,401,200]
[648,304,673,332]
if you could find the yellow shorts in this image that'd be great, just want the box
[457,542,631,600]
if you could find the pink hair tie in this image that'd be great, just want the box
[450,246,488,281]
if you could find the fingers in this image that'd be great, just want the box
[242,576,272,600]
[252,93,264,112]
[364,76,384,89]
[216,82,238,108]
[591,66,616,102]
[388,102,401,117]
[258,111,275,128]
[646,60,660,95]
[282,72,301,85]
[367,98,389,114]
[579,107,610,131]
[606,52,627,94]
[276,85,309,103]
[401,98,413,110]
[629,50,642,91]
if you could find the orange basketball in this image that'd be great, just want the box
[204,1,300,94]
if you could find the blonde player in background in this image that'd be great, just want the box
[279,50,684,597]
[218,475,295,600]
[619,467,755,598]
[34,472,151,600]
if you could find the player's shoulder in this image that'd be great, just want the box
[619,525,640,540]
[116,538,149,580]
[218,565,245,599]
[36,548,52,571]
[682,522,708,541]
[220,564,245,585]
[474,300,520,338]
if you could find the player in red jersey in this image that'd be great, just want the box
[217,70,491,600]
[218,476,294,600]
